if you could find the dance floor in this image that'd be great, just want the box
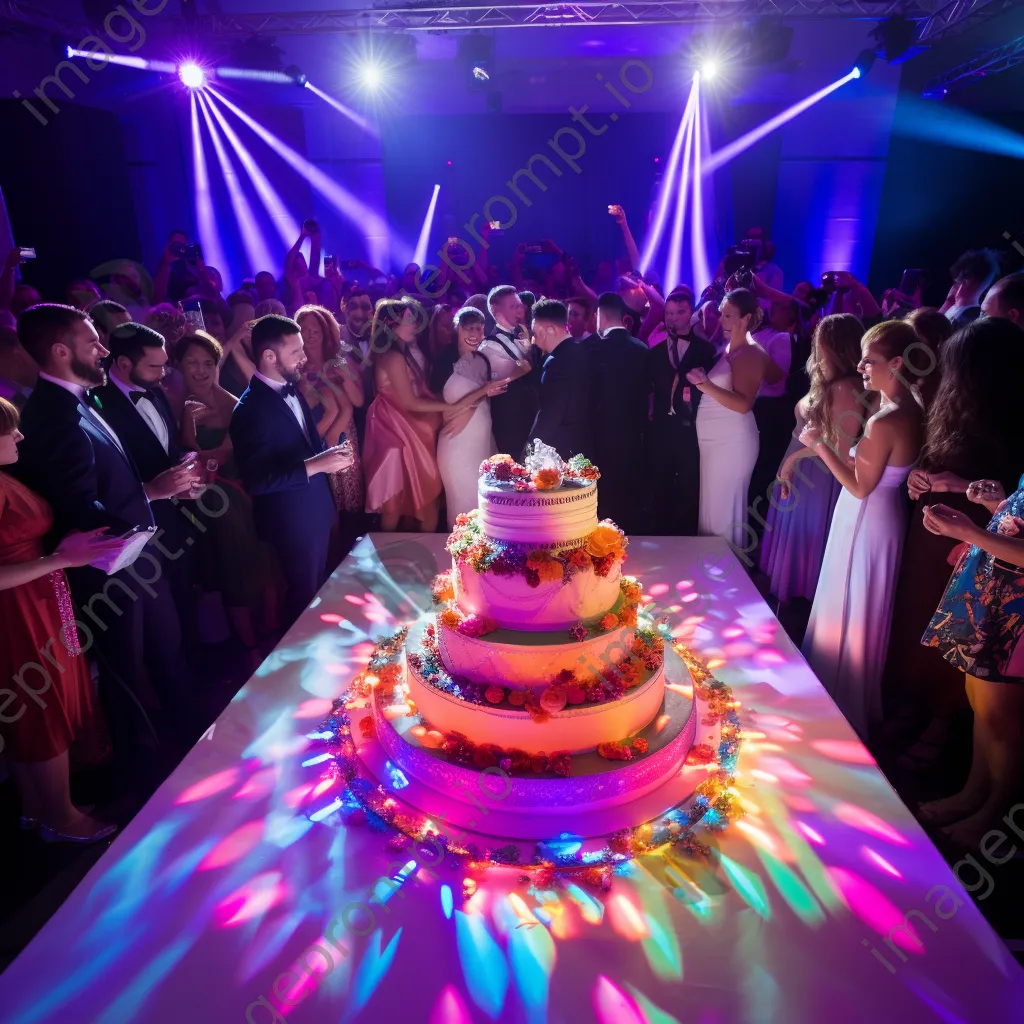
[2,535,1022,1024]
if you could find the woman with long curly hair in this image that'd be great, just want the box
[759,314,869,603]
[801,319,924,740]
[295,304,365,517]
[882,317,1024,771]
[362,298,507,531]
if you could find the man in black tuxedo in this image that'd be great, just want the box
[93,323,203,649]
[590,292,650,532]
[480,285,537,458]
[646,288,716,535]
[12,305,200,772]
[528,299,592,462]
[230,314,353,627]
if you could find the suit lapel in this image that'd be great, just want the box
[253,377,318,455]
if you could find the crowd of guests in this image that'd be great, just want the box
[1,212,1022,854]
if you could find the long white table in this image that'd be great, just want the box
[1,535,1021,1024]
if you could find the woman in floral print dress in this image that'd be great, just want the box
[918,472,1024,847]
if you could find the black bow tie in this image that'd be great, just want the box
[280,383,298,399]
[129,389,154,406]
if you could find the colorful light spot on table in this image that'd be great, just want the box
[794,820,825,845]
[293,698,334,719]
[198,821,264,870]
[811,739,876,764]
[827,867,926,952]
[428,984,474,1024]
[834,803,910,846]
[755,848,824,926]
[593,976,646,1024]
[319,612,343,623]
[175,767,239,804]
[861,846,902,878]
[213,872,286,927]
[455,910,509,1019]
[719,854,771,919]
[349,928,403,1018]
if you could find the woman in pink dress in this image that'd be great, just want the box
[0,397,122,842]
[363,299,507,532]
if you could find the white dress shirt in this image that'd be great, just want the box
[254,370,310,442]
[38,371,126,453]
[110,372,170,454]
[480,325,530,380]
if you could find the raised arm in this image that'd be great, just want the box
[608,205,640,271]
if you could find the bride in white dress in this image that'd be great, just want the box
[436,306,501,529]
[801,319,923,740]
[687,288,769,547]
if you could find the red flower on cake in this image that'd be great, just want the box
[597,741,633,761]
[632,737,649,754]
[568,548,591,571]
[530,754,548,773]
[565,684,587,705]
[685,744,715,765]
[599,612,619,631]
[507,689,527,707]
[548,752,572,777]
[484,685,505,705]
[473,745,500,769]
[439,609,462,630]
[457,614,498,638]
[492,462,513,481]
[593,554,615,578]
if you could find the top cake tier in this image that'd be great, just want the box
[478,478,598,548]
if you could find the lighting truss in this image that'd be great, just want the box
[923,31,1024,96]
[916,0,1012,42]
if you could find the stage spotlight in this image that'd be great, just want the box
[285,65,308,87]
[358,61,384,90]
[701,60,719,81]
[872,15,916,64]
[472,65,490,83]
[852,48,877,79]
[179,61,207,90]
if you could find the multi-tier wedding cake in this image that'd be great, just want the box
[363,443,700,838]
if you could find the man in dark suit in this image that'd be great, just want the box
[646,287,716,535]
[590,292,650,532]
[93,323,202,643]
[480,285,538,458]
[528,299,592,462]
[12,305,200,773]
[230,314,353,627]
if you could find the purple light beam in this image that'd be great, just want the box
[640,76,698,276]
[413,184,441,268]
[207,87,394,270]
[690,86,712,296]
[304,82,377,138]
[203,94,299,248]
[704,70,859,175]
[189,93,232,294]
[666,77,699,293]
[197,93,276,279]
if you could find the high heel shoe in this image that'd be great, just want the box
[39,821,118,845]
[20,803,95,832]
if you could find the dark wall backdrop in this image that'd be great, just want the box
[870,101,1024,304]
[379,112,672,277]
[0,99,141,300]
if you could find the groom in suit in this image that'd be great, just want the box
[590,292,650,532]
[12,305,199,770]
[93,322,201,639]
[528,299,592,462]
[230,314,353,626]
[646,288,716,535]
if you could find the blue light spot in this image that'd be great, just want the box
[441,884,454,919]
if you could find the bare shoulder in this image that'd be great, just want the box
[733,342,768,367]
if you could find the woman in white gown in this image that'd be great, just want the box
[436,306,499,528]
[801,319,923,740]
[687,288,769,547]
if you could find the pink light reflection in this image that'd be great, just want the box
[213,872,287,927]
[592,975,646,1024]
[319,613,343,624]
[862,846,902,879]
[648,583,669,596]
[345,594,366,605]
[293,698,334,719]
[834,803,910,846]
[827,867,925,952]
[811,739,876,765]
[199,821,264,870]
[428,984,474,1024]
[176,767,240,804]
[795,821,825,845]
[234,766,279,800]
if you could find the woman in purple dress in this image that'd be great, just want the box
[759,314,868,603]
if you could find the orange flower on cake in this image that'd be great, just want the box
[533,467,561,490]
[527,551,564,584]
[586,521,625,559]
[599,612,619,630]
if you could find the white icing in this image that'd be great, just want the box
[454,556,621,631]
[438,619,639,688]
[406,649,665,755]
[478,480,598,546]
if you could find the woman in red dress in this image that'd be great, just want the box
[0,397,122,842]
